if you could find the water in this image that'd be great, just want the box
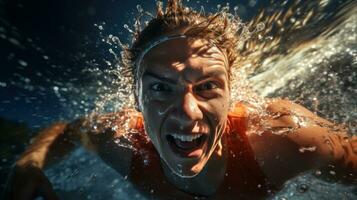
[1,0,356,199]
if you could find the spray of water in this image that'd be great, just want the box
[1,0,355,199]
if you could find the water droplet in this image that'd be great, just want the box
[18,59,27,67]
[136,5,143,13]
[0,82,7,87]
[297,184,308,193]
[123,24,134,34]
[299,146,317,153]
[255,22,265,32]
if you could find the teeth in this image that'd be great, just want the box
[170,133,203,142]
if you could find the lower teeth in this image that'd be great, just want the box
[167,135,204,150]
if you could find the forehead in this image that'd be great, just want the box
[140,37,228,75]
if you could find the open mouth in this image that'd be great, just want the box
[166,133,207,158]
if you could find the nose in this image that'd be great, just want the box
[180,92,203,122]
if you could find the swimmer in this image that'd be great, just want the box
[4,1,356,199]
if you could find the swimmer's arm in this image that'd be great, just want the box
[19,110,141,168]
[15,122,76,169]
[4,122,76,199]
[13,113,111,170]
[4,111,140,199]
[248,99,356,186]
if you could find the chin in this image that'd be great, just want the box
[159,145,213,178]
[157,133,223,179]
[166,157,208,178]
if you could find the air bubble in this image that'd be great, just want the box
[297,184,309,193]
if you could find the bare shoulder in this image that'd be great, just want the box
[265,98,329,124]
[247,98,350,186]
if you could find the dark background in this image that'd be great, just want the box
[0,0,350,196]
[0,0,272,194]
[0,0,271,128]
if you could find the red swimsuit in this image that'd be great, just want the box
[128,103,270,199]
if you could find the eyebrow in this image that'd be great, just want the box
[142,71,177,84]
[196,69,228,82]
[142,67,228,84]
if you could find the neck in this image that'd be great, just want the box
[161,135,228,196]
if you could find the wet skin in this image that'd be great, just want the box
[4,37,357,200]
[137,37,231,180]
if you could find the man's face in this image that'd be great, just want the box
[137,37,230,177]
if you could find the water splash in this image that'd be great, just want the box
[299,146,317,153]
[1,0,356,199]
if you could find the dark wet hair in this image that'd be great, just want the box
[123,0,245,84]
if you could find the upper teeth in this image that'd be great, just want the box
[170,133,203,142]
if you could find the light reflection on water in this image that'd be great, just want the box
[1,0,356,199]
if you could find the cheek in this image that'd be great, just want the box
[141,97,168,132]
[142,109,161,146]
[207,96,230,120]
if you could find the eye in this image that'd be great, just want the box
[150,82,172,92]
[195,81,219,91]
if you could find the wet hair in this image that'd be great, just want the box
[124,0,245,84]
